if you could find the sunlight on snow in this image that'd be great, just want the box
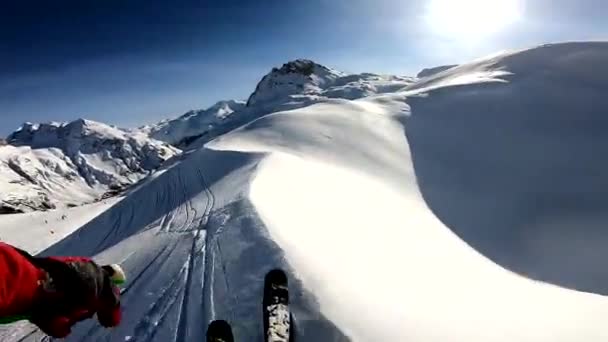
[251,153,608,341]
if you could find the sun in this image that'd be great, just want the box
[424,0,524,41]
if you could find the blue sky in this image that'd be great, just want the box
[1,0,606,136]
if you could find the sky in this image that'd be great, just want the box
[1,0,607,136]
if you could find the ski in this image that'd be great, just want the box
[263,269,291,342]
[206,319,234,342]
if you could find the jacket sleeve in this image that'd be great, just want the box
[0,242,42,319]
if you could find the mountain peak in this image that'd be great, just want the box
[203,100,244,116]
[147,100,247,146]
[246,59,344,107]
[271,59,326,76]
[68,118,96,127]
[7,118,127,147]
[12,118,101,135]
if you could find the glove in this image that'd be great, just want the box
[25,256,121,338]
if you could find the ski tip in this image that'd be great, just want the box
[265,269,288,285]
[207,320,234,342]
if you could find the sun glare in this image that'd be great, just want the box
[425,0,524,41]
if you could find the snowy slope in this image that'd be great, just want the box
[404,41,608,294]
[0,197,123,254]
[1,119,179,212]
[1,41,608,342]
[324,73,415,100]
[416,64,458,78]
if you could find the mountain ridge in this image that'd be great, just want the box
[1,118,179,213]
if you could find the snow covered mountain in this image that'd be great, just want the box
[143,59,415,148]
[3,41,608,342]
[246,59,415,108]
[246,59,346,107]
[140,100,247,147]
[0,119,179,213]
[1,60,412,213]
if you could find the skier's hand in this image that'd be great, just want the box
[95,280,122,328]
[27,257,121,337]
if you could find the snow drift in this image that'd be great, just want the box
[1,42,608,342]
[404,41,608,295]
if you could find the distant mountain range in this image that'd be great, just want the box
[0,58,415,213]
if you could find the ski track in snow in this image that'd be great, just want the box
[131,257,188,342]
[175,168,215,342]
[0,154,224,341]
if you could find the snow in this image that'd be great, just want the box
[1,118,179,212]
[144,100,247,147]
[1,41,608,341]
[245,59,415,111]
[0,145,92,211]
[416,64,458,78]
[252,153,608,341]
[403,41,608,293]
[246,59,346,107]
[323,73,414,100]
[140,61,414,150]
[0,197,122,254]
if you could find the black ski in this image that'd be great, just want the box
[263,269,291,342]
[206,319,234,342]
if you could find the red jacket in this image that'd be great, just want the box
[0,242,43,318]
[0,242,121,338]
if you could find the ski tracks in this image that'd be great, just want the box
[119,165,215,342]
[160,168,207,234]
[129,260,189,341]
[174,166,215,342]
[158,171,179,233]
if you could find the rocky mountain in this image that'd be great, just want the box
[247,59,415,107]
[0,119,179,213]
[143,59,415,148]
[1,59,416,213]
[140,100,246,148]
[246,59,345,107]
